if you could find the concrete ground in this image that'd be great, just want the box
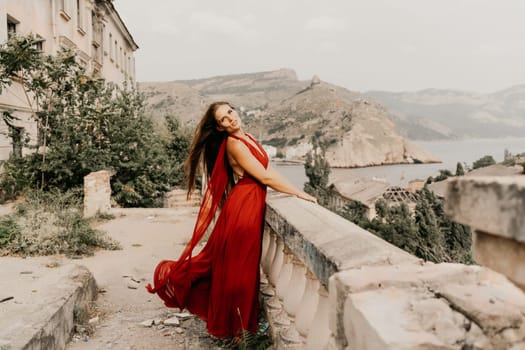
[1,205,224,349]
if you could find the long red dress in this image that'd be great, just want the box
[147,133,268,338]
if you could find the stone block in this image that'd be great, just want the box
[329,263,525,349]
[83,170,111,217]
[0,263,97,350]
[445,176,525,243]
[473,230,525,291]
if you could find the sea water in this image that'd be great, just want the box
[273,137,525,188]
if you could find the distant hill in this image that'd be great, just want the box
[366,86,525,140]
[138,69,440,167]
[138,68,304,124]
[250,80,439,167]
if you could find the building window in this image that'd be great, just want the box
[114,40,118,66]
[6,15,19,39]
[91,11,103,64]
[76,0,85,34]
[32,36,45,52]
[9,126,23,158]
[91,11,102,46]
[59,0,71,20]
[109,33,113,61]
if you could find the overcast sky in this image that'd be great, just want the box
[113,0,525,93]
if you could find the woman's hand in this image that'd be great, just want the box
[296,192,318,203]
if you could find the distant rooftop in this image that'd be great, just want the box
[429,164,523,198]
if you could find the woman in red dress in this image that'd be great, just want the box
[147,102,316,340]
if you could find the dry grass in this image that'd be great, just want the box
[0,189,120,257]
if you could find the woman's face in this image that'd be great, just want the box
[214,104,241,133]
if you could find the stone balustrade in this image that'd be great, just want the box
[445,176,525,291]
[262,188,525,349]
[81,171,525,348]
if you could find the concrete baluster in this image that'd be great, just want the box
[262,230,276,275]
[306,286,330,350]
[280,260,307,348]
[261,225,270,261]
[269,237,285,286]
[283,257,307,317]
[295,270,320,337]
[276,251,294,301]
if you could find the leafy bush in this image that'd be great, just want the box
[0,216,20,248]
[472,155,496,169]
[0,189,120,257]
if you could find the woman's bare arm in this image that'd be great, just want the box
[227,138,317,202]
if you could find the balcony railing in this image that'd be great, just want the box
[261,180,525,349]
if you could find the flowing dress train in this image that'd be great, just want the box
[147,133,268,338]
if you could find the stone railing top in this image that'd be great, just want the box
[445,175,525,242]
[330,262,525,349]
[265,191,418,287]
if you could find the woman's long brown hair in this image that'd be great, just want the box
[184,101,235,200]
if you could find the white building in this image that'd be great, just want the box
[0,0,138,161]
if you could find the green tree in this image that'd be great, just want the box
[472,155,496,169]
[367,200,420,256]
[339,200,369,227]
[0,35,177,207]
[414,187,448,262]
[303,143,331,206]
[162,114,191,187]
[434,169,453,182]
[455,162,465,176]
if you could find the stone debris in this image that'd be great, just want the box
[163,317,180,326]
[45,260,60,268]
[75,325,86,333]
[88,316,99,325]
[140,319,154,327]
[174,312,193,320]
[175,327,184,334]
[126,276,141,289]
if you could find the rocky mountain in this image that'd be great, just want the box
[366,86,525,140]
[138,69,440,167]
[138,69,304,124]
[250,80,439,167]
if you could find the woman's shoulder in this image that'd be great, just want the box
[226,135,250,155]
[226,135,242,148]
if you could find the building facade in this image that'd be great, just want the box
[0,0,138,161]
[327,176,418,219]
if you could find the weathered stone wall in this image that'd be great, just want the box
[445,175,525,291]
[83,170,111,217]
[262,185,525,349]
